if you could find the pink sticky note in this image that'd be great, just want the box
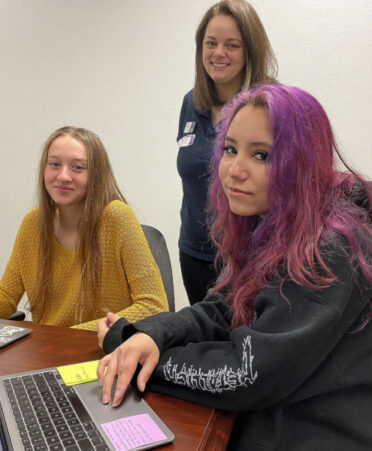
[101,413,167,451]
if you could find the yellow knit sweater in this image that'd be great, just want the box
[0,201,168,330]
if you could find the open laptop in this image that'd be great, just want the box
[0,365,174,450]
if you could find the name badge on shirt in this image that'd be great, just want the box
[178,134,195,148]
[184,121,196,134]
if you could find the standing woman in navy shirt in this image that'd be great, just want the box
[177,0,277,304]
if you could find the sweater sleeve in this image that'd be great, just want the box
[104,243,371,411]
[0,216,28,318]
[75,202,168,330]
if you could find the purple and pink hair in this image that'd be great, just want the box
[208,84,372,327]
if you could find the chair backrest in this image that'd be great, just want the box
[8,310,26,321]
[141,224,175,312]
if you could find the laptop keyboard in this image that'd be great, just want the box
[3,371,110,451]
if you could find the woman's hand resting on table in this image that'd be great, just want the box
[97,312,120,349]
[97,332,160,407]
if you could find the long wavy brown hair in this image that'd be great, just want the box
[35,126,125,321]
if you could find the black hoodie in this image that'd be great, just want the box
[104,195,372,451]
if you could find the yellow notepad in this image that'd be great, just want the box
[57,360,99,386]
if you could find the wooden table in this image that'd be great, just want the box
[0,319,235,450]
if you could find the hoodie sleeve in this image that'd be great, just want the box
[102,292,231,354]
[105,243,371,411]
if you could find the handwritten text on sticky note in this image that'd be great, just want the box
[57,360,99,386]
[101,413,167,451]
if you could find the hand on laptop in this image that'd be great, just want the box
[97,332,159,407]
[98,312,120,349]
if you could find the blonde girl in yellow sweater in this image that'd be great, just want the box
[0,126,168,330]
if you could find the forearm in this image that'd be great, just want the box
[73,292,168,331]
[117,293,169,322]
[103,293,232,353]
[143,304,351,411]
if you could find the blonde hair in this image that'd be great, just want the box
[35,126,125,321]
[193,0,277,111]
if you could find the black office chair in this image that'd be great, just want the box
[141,224,175,312]
[7,224,175,320]
[8,310,26,321]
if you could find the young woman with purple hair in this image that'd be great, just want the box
[97,84,372,450]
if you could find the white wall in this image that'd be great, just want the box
[0,0,371,315]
